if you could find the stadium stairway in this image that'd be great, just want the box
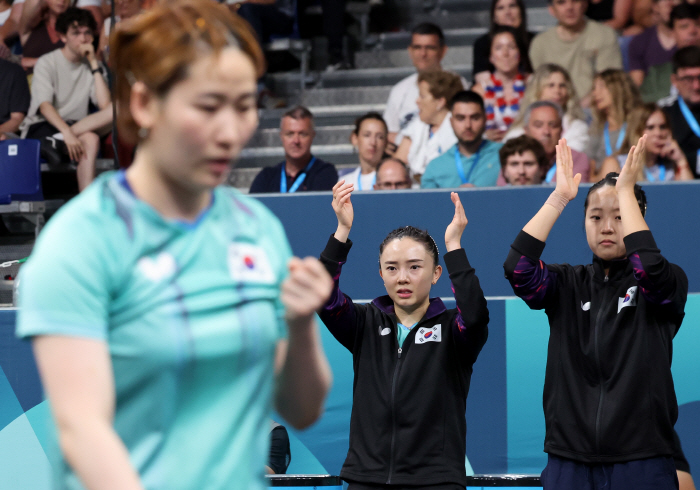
[229,0,555,190]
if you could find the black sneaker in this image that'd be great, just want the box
[40,136,68,167]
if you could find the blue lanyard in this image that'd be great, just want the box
[357,171,376,191]
[454,141,485,185]
[545,164,556,183]
[280,157,316,193]
[644,164,666,182]
[604,122,626,156]
[678,97,700,138]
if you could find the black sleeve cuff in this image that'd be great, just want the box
[511,230,546,260]
[321,234,353,262]
[443,248,472,273]
[624,230,659,256]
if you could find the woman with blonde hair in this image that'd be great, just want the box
[588,69,642,180]
[599,102,694,181]
[504,64,589,153]
[394,69,464,182]
[15,1,333,488]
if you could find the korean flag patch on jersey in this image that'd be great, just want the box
[228,243,276,284]
[618,286,638,313]
[415,324,441,344]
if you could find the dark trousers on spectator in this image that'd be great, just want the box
[236,4,294,44]
[541,454,679,490]
[321,0,346,64]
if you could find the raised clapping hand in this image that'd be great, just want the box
[617,134,647,192]
[282,257,334,323]
[445,192,468,252]
[332,181,354,242]
[554,138,582,202]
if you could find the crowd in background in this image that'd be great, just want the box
[1,0,700,194]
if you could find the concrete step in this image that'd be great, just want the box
[248,125,354,148]
[355,45,471,69]
[295,86,392,107]
[408,7,555,30]
[237,144,358,168]
[375,27,487,50]
[258,104,387,129]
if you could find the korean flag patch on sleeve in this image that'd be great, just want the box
[415,324,441,344]
[618,286,638,313]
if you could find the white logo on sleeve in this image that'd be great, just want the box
[138,252,176,281]
[379,327,391,336]
[415,324,441,344]
[581,301,591,311]
[618,286,638,313]
[228,243,275,283]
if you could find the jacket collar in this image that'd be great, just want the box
[592,255,631,282]
[372,295,447,320]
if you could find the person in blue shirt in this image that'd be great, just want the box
[421,91,503,189]
[15,2,333,489]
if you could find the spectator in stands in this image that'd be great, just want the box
[588,69,642,179]
[394,71,464,184]
[497,135,548,185]
[641,3,700,102]
[504,64,589,153]
[0,57,30,138]
[599,102,694,179]
[421,90,502,189]
[373,158,412,190]
[249,106,338,193]
[341,112,387,191]
[383,23,466,148]
[472,26,529,142]
[530,0,622,106]
[472,0,534,88]
[19,7,111,191]
[628,0,677,87]
[665,45,700,177]
[498,101,590,184]
[18,0,68,72]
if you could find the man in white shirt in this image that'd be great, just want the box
[383,23,466,148]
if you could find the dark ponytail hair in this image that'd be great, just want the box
[379,226,439,268]
[353,112,388,136]
[584,172,647,217]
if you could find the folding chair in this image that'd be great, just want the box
[0,139,46,236]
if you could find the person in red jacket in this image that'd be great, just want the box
[318,181,489,489]
[504,136,688,490]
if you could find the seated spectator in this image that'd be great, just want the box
[393,70,464,183]
[588,69,642,179]
[266,421,291,475]
[18,0,68,72]
[341,112,387,191]
[98,0,141,63]
[472,0,534,88]
[249,106,338,193]
[497,101,590,184]
[0,57,30,138]
[504,63,589,152]
[600,102,694,180]
[421,90,502,189]
[641,3,700,102]
[19,7,111,190]
[664,45,700,177]
[529,0,622,106]
[382,23,467,148]
[472,26,528,142]
[497,135,548,185]
[373,158,412,190]
[628,0,677,87]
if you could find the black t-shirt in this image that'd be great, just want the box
[586,0,614,22]
[0,59,31,126]
[665,99,700,178]
[249,157,338,193]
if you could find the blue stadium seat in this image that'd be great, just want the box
[0,139,44,204]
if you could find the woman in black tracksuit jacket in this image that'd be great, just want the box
[319,182,489,489]
[503,137,688,490]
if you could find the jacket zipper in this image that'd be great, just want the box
[387,346,403,484]
[593,275,609,454]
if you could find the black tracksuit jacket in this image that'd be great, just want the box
[319,235,489,486]
[504,229,688,464]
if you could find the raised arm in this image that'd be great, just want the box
[444,192,489,361]
[522,139,582,242]
[332,180,354,243]
[616,136,649,237]
[275,257,333,429]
